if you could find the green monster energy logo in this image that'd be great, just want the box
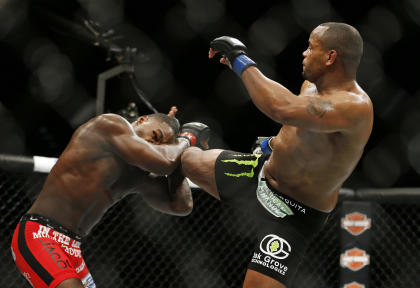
[270,240,280,253]
[222,154,262,178]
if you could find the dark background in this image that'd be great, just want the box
[1,0,420,189]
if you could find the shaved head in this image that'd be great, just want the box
[148,113,180,135]
[315,22,363,75]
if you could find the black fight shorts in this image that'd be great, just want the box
[215,150,330,286]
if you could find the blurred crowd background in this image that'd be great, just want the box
[1,0,420,189]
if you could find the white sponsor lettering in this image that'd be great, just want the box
[253,252,261,260]
[57,233,70,245]
[72,239,81,248]
[61,244,82,257]
[76,260,86,273]
[342,220,370,227]
[23,272,34,287]
[32,225,51,239]
[251,234,292,276]
[251,254,289,275]
[32,225,82,258]
[81,273,96,288]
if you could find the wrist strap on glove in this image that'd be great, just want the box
[232,55,256,76]
[260,137,273,154]
[177,132,196,146]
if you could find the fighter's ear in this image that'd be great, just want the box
[136,115,148,124]
[167,106,178,118]
[326,49,337,66]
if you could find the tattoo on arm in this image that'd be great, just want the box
[306,97,332,118]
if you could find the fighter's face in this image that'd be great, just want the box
[302,26,329,82]
[132,116,175,144]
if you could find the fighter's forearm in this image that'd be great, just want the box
[152,139,190,175]
[140,171,192,216]
[241,67,297,123]
[168,176,193,216]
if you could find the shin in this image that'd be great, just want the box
[181,147,223,200]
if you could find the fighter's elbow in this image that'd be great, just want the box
[156,158,178,176]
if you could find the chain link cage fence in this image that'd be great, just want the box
[1,169,419,288]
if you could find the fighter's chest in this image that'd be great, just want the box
[110,166,148,201]
[276,127,336,163]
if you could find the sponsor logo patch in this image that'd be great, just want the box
[340,247,370,271]
[341,212,371,236]
[222,153,262,178]
[344,281,366,288]
[260,234,291,260]
[82,273,96,288]
[256,181,294,218]
[251,234,291,276]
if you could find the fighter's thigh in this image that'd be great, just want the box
[243,269,286,288]
[56,278,84,288]
[12,235,79,287]
[181,147,223,199]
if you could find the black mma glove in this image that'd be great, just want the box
[210,36,256,76]
[177,122,210,149]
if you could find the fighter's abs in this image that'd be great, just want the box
[267,127,356,208]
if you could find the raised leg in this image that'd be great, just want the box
[181,147,224,200]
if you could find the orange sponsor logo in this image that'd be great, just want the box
[343,281,365,288]
[341,212,371,236]
[340,248,370,271]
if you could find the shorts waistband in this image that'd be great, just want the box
[262,178,330,218]
[258,162,330,218]
[21,214,82,241]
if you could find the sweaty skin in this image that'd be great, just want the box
[240,26,373,212]
[27,109,192,237]
[182,24,373,288]
[245,75,373,212]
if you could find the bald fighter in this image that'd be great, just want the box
[181,22,373,287]
[10,106,209,288]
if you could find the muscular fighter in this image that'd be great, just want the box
[10,106,209,288]
[181,22,373,287]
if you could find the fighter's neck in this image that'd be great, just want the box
[314,73,356,94]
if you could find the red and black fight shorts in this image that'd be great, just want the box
[10,214,96,288]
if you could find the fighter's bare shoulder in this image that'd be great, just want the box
[341,87,372,112]
[88,113,133,135]
[333,88,373,129]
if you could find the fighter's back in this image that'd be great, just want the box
[27,114,142,235]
